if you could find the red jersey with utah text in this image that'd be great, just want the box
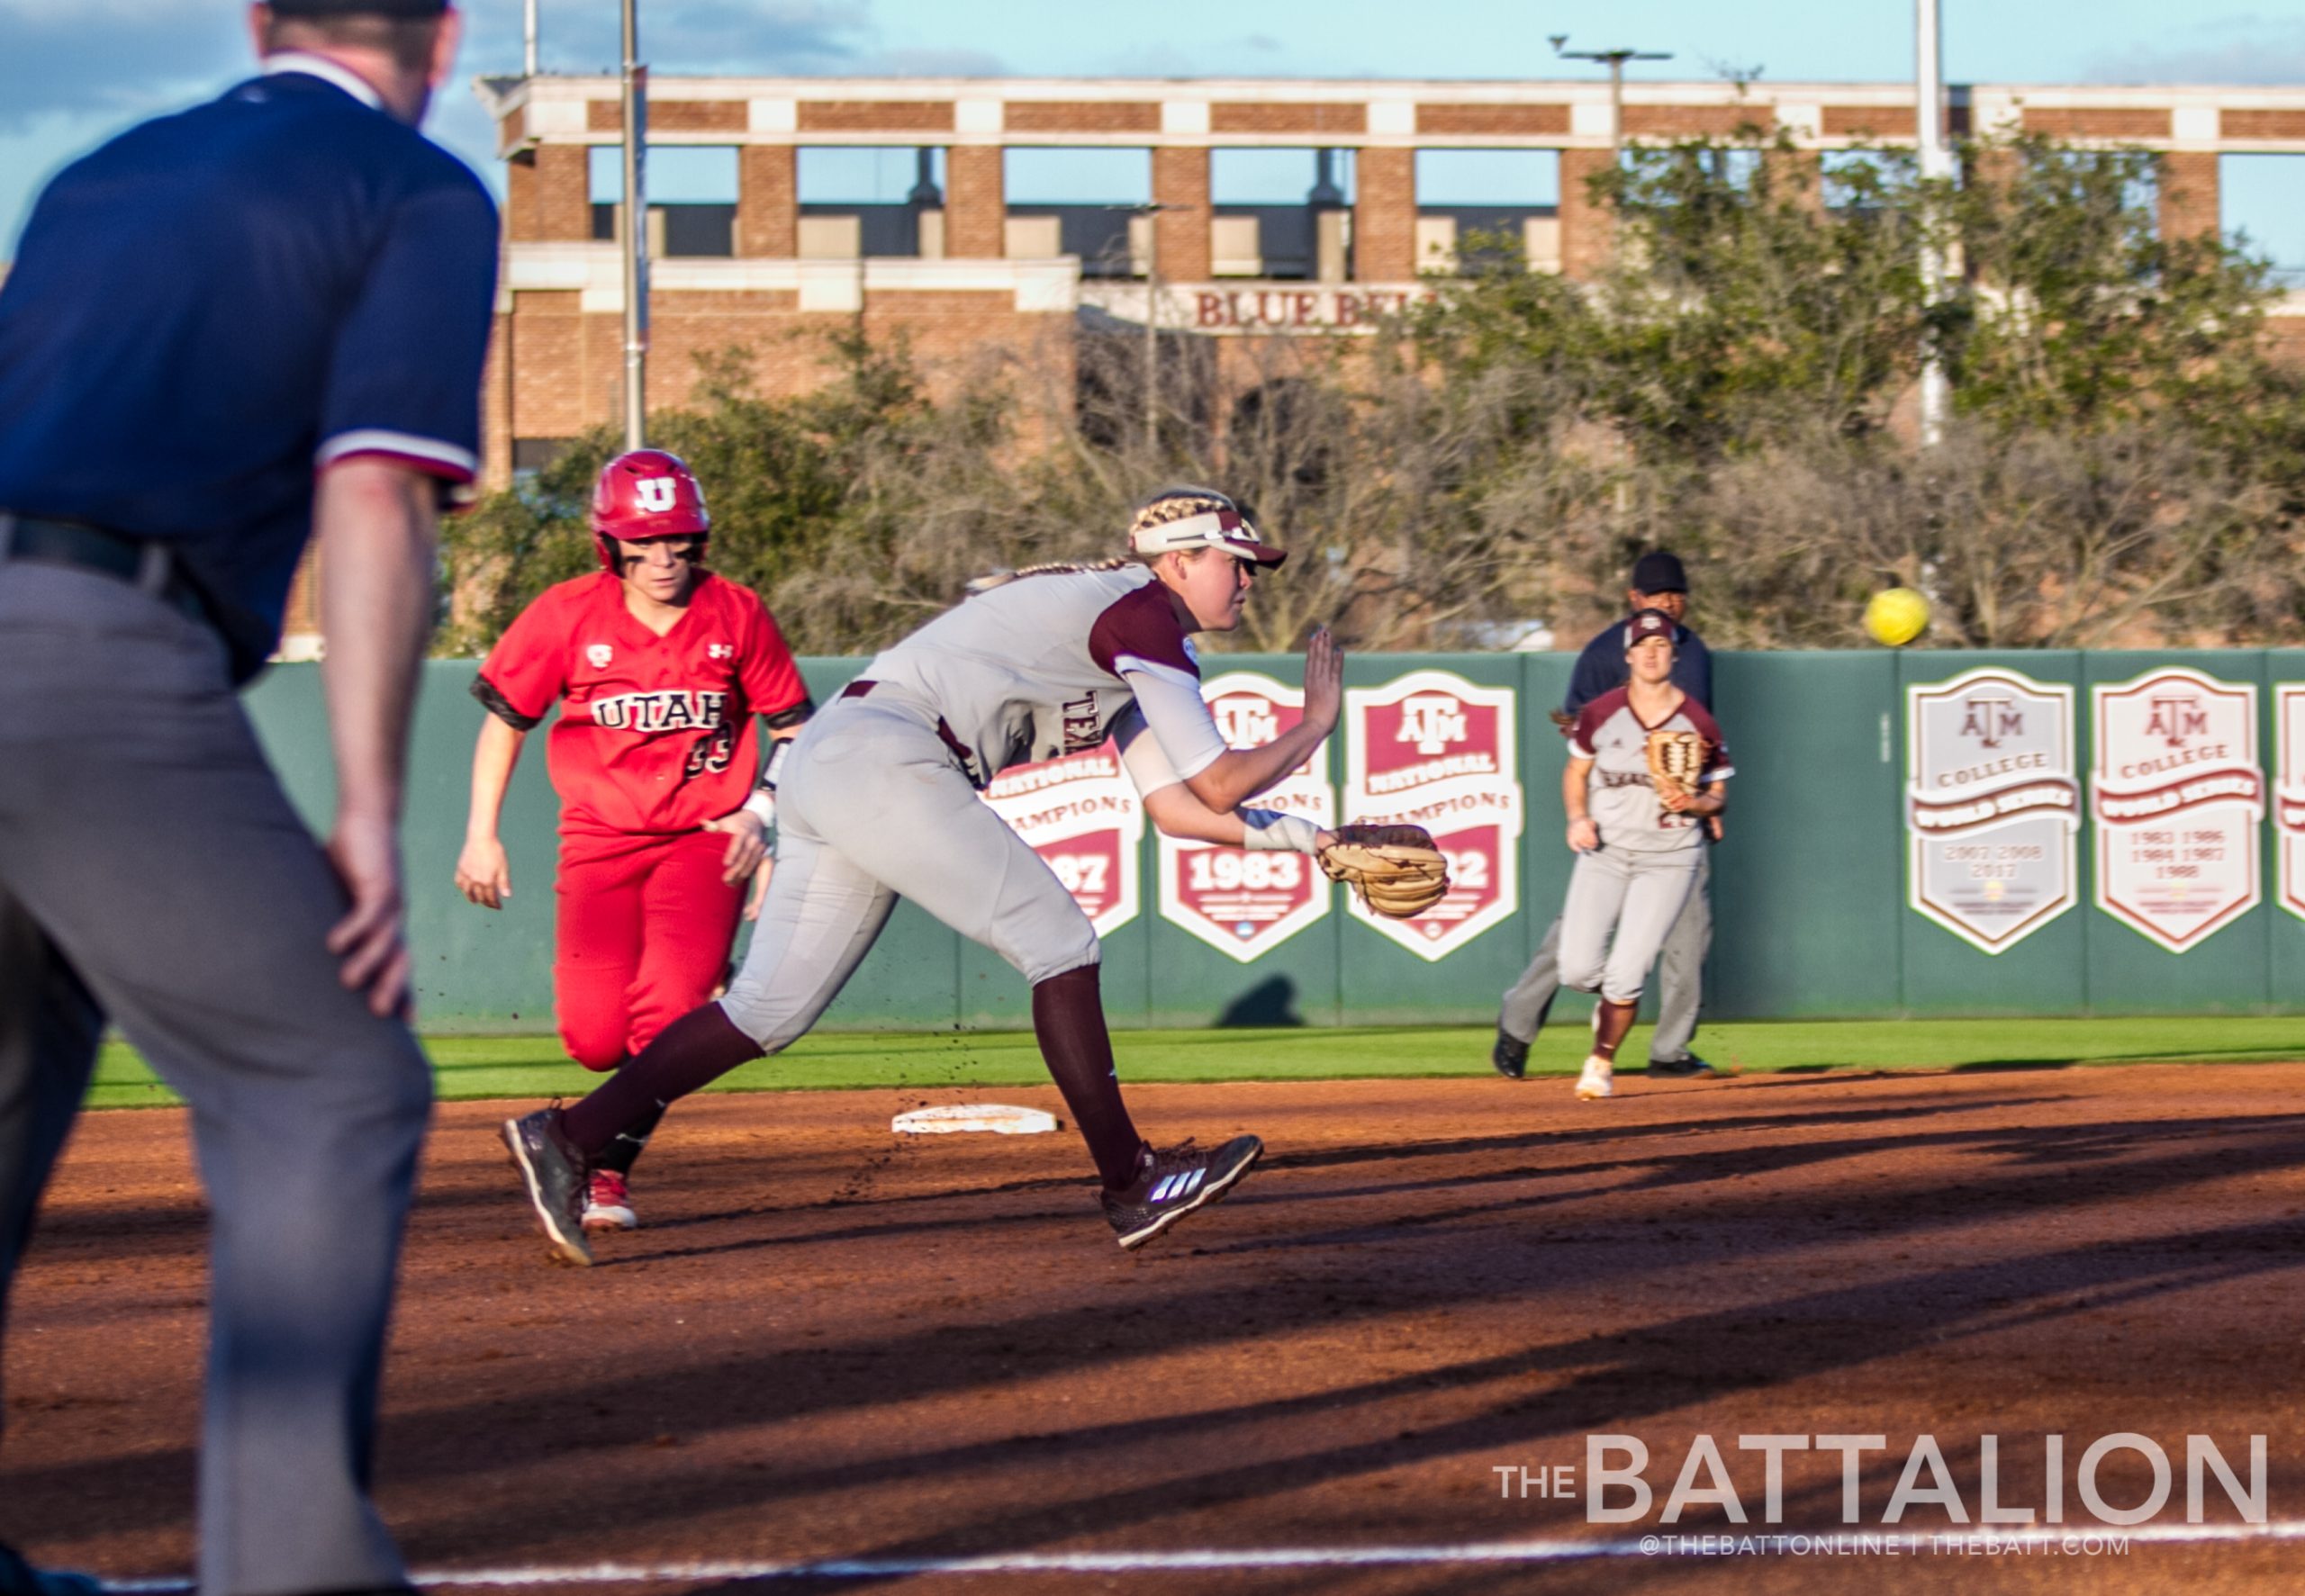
[476,571,808,838]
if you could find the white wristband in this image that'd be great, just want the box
[742,788,777,825]
[1240,808,1321,853]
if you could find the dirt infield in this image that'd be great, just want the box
[9,1062,2305,1593]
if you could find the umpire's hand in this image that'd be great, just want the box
[327,813,412,1019]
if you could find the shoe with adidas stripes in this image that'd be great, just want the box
[1101,1134,1263,1250]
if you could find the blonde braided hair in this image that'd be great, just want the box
[964,486,1244,596]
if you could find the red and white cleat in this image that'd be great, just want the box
[582,1170,638,1231]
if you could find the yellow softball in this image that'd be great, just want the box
[1864,587,1930,648]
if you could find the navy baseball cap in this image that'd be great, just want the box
[1631,550,1687,593]
[270,0,449,14]
[1623,608,1677,651]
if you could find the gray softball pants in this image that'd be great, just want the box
[717,697,1100,1050]
[1552,843,1704,1009]
[1500,846,1711,1059]
[0,566,430,1596]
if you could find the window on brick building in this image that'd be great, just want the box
[1207,149,1353,281]
[511,437,577,482]
[1005,149,1152,278]
[1821,149,1896,213]
[2221,155,2305,287]
[1413,149,1560,274]
[796,148,946,257]
[589,146,737,257]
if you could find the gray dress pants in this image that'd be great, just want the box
[0,566,430,1596]
[1499,844,1712,1062]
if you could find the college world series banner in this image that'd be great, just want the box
[1904,667,2080,953]
[2091,666,2264,952]
[981,744,1144,937]
[1342,669,1521,960]
[1157,672,1335,960]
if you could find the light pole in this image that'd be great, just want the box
[1109,200,1180,442]
[1550,35,1674,158]
[618,0,648,450]
[1915,0,1954,447]
[522,0,538,77]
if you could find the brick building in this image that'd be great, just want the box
[470,72,2305,490]
[273,74,2305,646]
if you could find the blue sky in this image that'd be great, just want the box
[3,1,2302,262]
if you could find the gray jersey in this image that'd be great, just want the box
[856,565,1224,790]
[1569,688,1733,854]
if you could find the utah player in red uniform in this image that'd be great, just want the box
[456,450,812,1230]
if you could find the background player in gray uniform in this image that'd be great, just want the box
[0,4,493,1592]
[1496,550,1719,1081]
[1557,610,1732,1100]
[504,488,1342,1260]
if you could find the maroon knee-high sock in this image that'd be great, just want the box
[1031,964,1147,1190]
[1593,998,1640,1062]
[561,1005,764,1159]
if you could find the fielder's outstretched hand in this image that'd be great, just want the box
[327,813,412,1019]
[706,809,769,885]
[1302,626,1342,733]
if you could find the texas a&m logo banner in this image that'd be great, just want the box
[1157,672,1335,960]
[2091,666,2263,952]
[1904,667,2080,953]
[982,744,1143,937]
[1342,670,1521,960]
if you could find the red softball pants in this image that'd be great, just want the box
[554,828,745,1070]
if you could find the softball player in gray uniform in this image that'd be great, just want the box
[504,488,1342,1260]
[1559,609,1731,1100]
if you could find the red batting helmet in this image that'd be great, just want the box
[591,449,710,571]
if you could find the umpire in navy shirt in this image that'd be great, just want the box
[1494,551,1719,1082]
[0,5,494,1593]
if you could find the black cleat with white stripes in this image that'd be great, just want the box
[1100,1134,1263,1250]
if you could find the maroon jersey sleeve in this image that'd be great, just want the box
[737,590,812,729]
[1683,700,1733,780]
[1087,582,1199,682]
[1568,689,1624,760]
[473,584,574,730]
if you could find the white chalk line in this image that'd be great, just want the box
[95,1519,2305,1589]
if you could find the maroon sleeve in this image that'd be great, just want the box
[1568,690,1623,759]
[735,587,812,727]
[474,584,573,729]
[1683,701,1731,775]
[1088,582,1199,680]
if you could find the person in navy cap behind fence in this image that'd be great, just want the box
[0,5,493,1593]
[1491,549,1722,1087]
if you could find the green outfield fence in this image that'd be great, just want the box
[244,651,2305,1033]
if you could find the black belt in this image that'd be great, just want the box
[0,513,214,630]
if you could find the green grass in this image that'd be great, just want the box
[83,1014,2305,1110]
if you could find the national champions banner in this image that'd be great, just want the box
[982,667,1522,963]
[1342,670,1522,960]
[981,744,1144,937]
[1157,672,1335,960]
